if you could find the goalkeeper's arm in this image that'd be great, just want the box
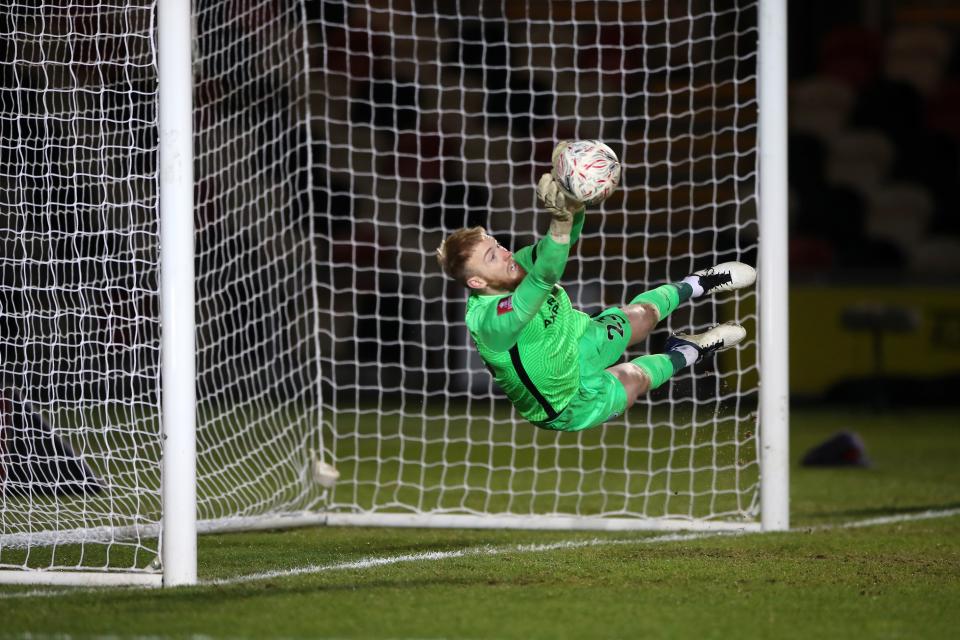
[518,174,585,268]
[473,235,571,352]
[472,175,579,352]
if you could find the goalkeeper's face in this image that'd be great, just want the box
[465,235,526,293]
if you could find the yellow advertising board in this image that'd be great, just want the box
[788,286,960,396]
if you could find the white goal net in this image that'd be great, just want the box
[0,0,769,583]
[0,0,320,580]
[311,0,762,530]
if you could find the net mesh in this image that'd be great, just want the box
[312,0,761,524]
[0,0,161,572]
[192,0,318,528]
[0,0,320,574]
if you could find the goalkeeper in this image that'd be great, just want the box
[436,171,755,432]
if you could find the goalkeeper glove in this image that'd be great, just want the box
[537,172,582,221]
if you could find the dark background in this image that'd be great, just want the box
[0,0,957,410]
[788,0,960,275]
[785,1,960,405]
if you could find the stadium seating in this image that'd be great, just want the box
[790,23,960,274]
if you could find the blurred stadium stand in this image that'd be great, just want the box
[788,1,960,404]
[789,1,960,276]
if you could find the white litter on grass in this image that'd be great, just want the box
[1,507,957,601]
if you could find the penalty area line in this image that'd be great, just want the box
[1,507,958,599]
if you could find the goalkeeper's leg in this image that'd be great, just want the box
[609,322,747,409]
[623,262,756,346]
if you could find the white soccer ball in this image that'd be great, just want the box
[551,139,621,206]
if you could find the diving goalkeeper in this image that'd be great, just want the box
[436,171,756,432]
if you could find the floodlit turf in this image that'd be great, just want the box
[1,408,958,639]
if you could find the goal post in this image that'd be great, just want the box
[0,0,789,586]
[158,0,197,587]
[758,0,790,532]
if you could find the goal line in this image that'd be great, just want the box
[1,507,956,597]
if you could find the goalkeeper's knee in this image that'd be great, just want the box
[628,284,685,321]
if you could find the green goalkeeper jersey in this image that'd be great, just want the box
[465,211,590,424]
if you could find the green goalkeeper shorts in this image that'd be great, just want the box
[538,307,631,432]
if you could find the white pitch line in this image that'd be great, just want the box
[0,532,730,601]
[824,507,960,530]
[204,529,739,587]
[1,507,958,601]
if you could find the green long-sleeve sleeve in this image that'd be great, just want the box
[519,208,585,266]
[468,233,572,352]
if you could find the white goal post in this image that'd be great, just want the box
[0,0,788,587]
[758,0,790,533]
[157,0,197,588]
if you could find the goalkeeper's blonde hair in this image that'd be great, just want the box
[436,226,486,286]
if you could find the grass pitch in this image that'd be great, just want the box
[1,408,958,640]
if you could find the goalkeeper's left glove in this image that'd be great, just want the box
[537,173,582,222]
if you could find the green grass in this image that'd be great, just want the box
[1,407,959,639]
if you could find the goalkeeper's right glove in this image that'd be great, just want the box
[536,172,582,221]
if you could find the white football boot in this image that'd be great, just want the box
[689,262,756,295]
[665,321,747,363]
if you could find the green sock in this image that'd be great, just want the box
[631,352,687,390]
[628,283,692,321]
